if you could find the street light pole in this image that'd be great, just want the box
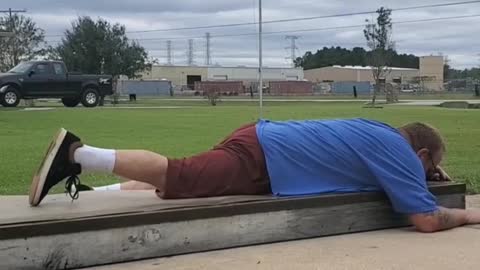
[258,0,263,118]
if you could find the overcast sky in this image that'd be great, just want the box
[2,0,480,69]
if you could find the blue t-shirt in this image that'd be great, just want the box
[255,118,438,214]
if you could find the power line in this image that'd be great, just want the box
[257,14,480,37]
[43,13,480,46]
[261,0,480,25]
[129,0,480,32]
[0,9,27,13]
[44,0,479,37]
[47,13,478,43]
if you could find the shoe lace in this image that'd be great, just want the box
[65,175,81,201]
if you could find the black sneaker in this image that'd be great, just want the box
[29,128,88,206]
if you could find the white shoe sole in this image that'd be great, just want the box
[29,128,67,206]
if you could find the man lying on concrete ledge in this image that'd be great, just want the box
[29,118,480,233]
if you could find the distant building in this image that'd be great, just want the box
[416,56,444,92]
[138,65,304,90]
[304,56,444,91]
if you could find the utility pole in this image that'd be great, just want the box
[1,8,26,71]
[0,8,27,19]
[258,0,263,118]
[205,32,211,66]
[444,54,450,81]
[475,53,480,97]
[187,39,194,66]
[285,35,299,67]
[166,40,172,65]
[0,9,26,37]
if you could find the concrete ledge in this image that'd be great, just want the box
[0,182,466,269]
[89,223,480,270]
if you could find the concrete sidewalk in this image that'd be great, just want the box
[87,196,480,270]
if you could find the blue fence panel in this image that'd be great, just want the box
[121,80,173,96]
[331,81,372,95]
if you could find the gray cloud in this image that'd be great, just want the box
[5,0,252,13]
[4,0,480,68]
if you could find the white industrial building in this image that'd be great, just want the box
[138,65,304,89]
[304,56,444,91]
[206,66,303,81]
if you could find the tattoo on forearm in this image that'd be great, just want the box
[437,210,454,228]
[425,209,459,229]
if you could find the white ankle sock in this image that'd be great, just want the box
[93,183,121,191]
[73,145,116,173]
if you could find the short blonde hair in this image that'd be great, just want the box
[399,122,446,155]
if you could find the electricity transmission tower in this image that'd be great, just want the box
[187,39,194,66]
[205,32,211,66]
[166,40,173,65]
[285,35,299,67]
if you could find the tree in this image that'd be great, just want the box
[48,16,152,79]
[363,7,396,105]
[0,14,45,72]
[206,89,220,106]
[47,16,155,104]
[295,47,417,71]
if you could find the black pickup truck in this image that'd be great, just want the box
[0,61,113,107]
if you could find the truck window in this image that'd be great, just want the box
[53,63,66,75]
[35,64,51,75]
[8,62,34,74]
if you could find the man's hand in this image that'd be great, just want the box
[428,165,452,182]
[409,207,480,233]
[467,209,480,224]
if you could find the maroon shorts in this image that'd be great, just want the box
[161,123,271,199]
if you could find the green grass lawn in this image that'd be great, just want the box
[123,93,478,100]
[1,101,479,195]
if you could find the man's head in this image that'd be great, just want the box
[398,122,446,178]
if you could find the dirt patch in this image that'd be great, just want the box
[439,101,480,109]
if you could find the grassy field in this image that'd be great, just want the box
[1,100,479,195]
[133,92,478,99]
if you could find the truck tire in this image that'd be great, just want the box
[62,97,80,107]
[81,88,100,107]
[1,86,21,107]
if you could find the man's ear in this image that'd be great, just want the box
[416,148,429,161]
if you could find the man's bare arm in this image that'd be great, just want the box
[409,207,480,233]
[427,166,452,182]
